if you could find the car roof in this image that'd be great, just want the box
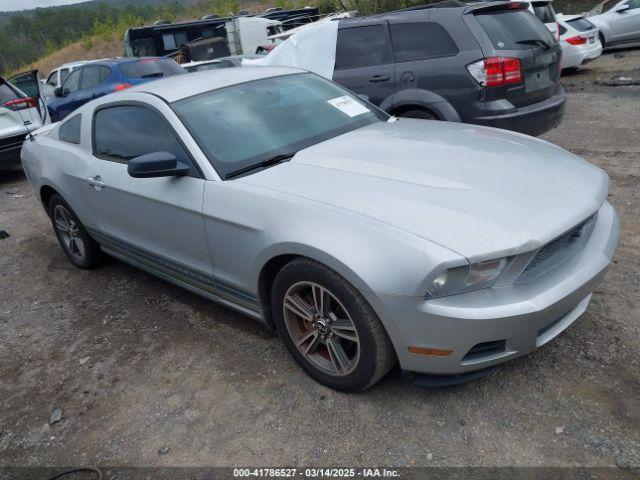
[129,66,305,103]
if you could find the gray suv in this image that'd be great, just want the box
[333,0,566,136]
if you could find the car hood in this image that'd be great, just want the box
[239,119,608,261]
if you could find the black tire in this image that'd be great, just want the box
[48,194,101,269]
[397,109,438,120]
[599,33,606,49]
[271,258,396,392]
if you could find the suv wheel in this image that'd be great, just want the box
[49,194,101,269]
[397,109,438,120]
[272,258,396,392]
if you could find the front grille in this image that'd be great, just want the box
[517,213,597,284]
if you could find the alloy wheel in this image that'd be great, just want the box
[282,281,360,377]
[54,205,86,261]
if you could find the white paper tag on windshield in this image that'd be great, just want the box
[327,95,369,118]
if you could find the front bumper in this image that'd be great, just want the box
[377,201,619,376]
[469,86,566,137]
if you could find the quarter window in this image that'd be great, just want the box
[335,25,389,69]
[93,105,194,173]
[46,71,58,86]
[390,22,459,62]
[59,115,82,144]
[59,68,70,85]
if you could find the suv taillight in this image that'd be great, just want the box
[566,36,587,45]
[467,57,523,87]
[3,97,37,111]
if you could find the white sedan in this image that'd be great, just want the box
[558,14,603,70]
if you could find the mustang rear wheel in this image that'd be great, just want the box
[49,194,101,269]
[272,258,396,391]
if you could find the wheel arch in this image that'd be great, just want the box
[39,184,60,213]
[380,88,461,122]
[255,244,397,341]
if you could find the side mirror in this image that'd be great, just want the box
[616,4,630,12]
[54,86,64,97]
[127,151,190,178]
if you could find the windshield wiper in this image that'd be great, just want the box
[141,72,164,78]
[516,39,551,50]
[225,152,296,179]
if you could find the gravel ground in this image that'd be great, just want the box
[1,49,639,469]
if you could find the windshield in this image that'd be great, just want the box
[172,73,387,179]
[476,10,556,50]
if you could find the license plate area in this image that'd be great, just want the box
[525,68,551,93]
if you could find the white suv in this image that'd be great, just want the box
[1,71,47,170]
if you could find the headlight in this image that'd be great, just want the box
[425,257,512,299]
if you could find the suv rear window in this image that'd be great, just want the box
[475,10,555,50]
[566,17,596,31]
[390,22,458,62]
[532,3,556,23]
[119,58,184,79]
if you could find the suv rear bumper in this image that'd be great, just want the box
[0,133,27,169]
[469,86,567,136]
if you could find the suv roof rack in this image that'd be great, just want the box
[393,0,469,12]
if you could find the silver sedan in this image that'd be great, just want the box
[21,67,619,391]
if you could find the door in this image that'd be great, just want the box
[86,103,213,285]
[389,20,465,107]
[8,69,47,124]
[608,0,640,42]
[53,68,83,120]
[332,23,396,107]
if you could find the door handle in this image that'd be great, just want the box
[86,175,105,191]
[369,75,390,83]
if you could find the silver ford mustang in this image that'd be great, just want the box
[21,67,619,391]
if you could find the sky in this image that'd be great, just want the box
[0,0,89,12]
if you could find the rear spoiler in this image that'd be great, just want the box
[463,1,530,14]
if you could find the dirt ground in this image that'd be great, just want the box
[1,48,639,469]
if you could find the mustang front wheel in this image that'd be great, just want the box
[272,258,395,391]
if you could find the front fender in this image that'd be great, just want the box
[380,89,461,122]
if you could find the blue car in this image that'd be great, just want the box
[47,57,185,122]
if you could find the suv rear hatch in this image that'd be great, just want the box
[466,3,562,108]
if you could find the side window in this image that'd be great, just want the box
[60,68,70,85]
[93,105,195,174]
[335,25,388,69]
[63,69,82,94]
[390,22,459,62]
[80,66,110,90]
[59,114,82,144]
